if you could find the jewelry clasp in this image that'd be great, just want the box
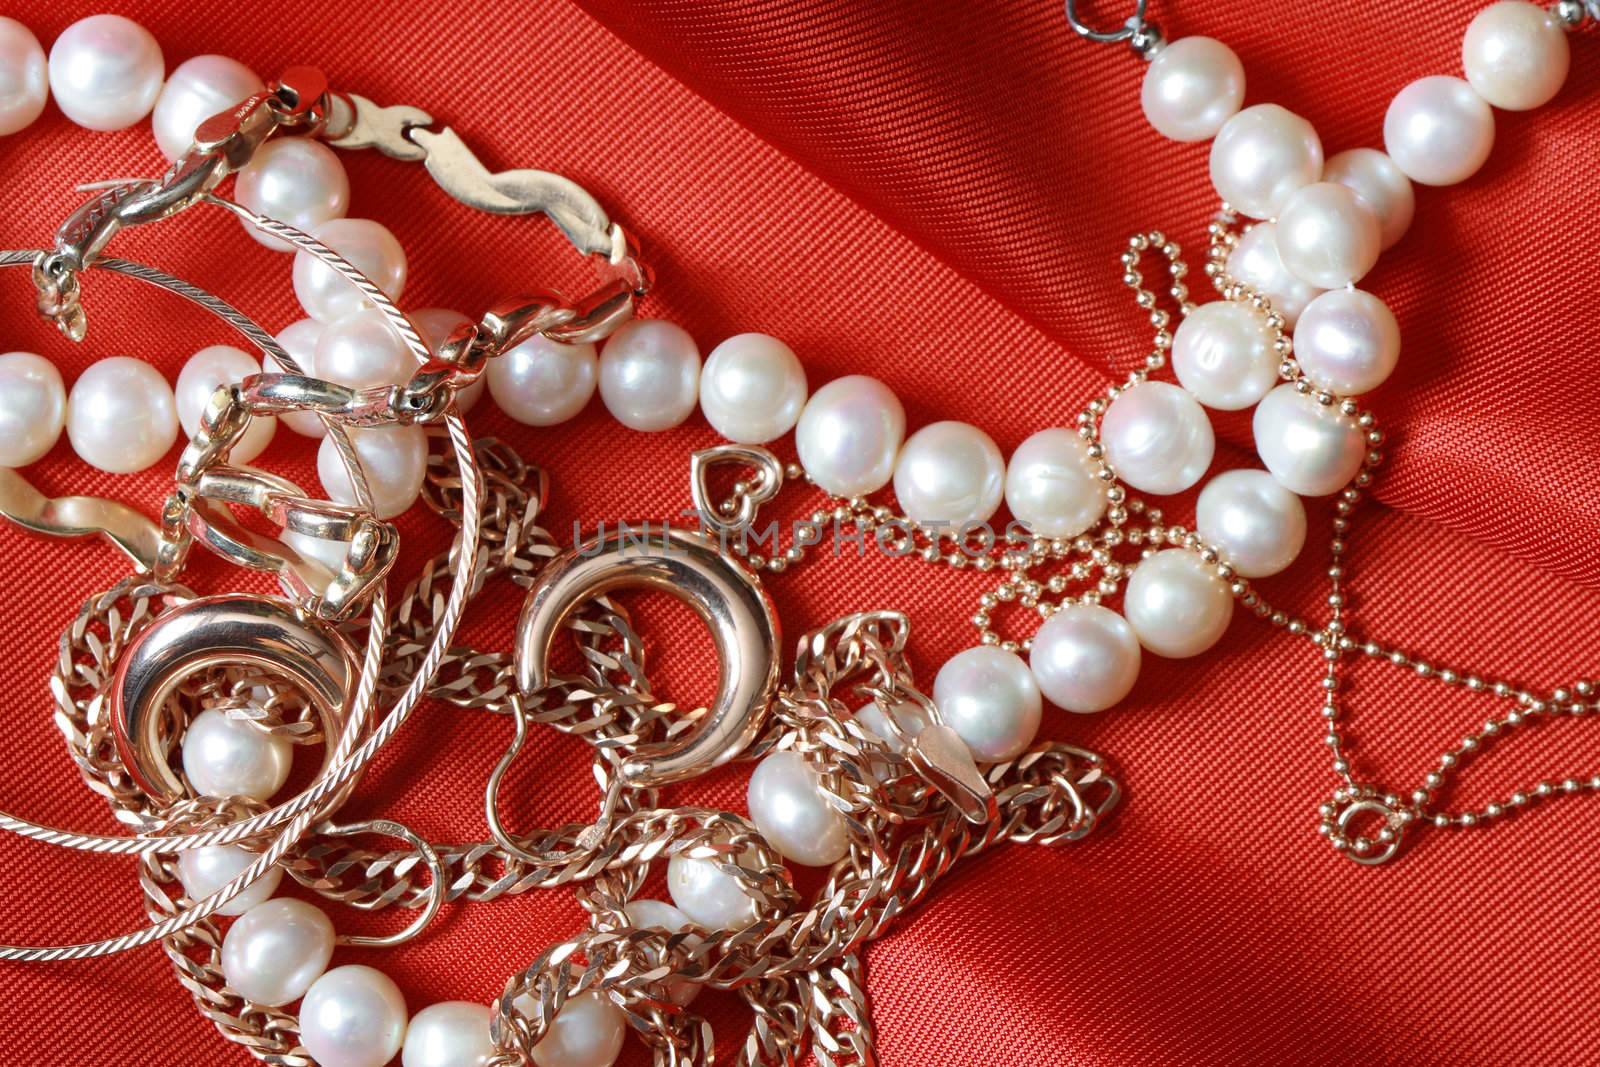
[1323,793,1407,865]
[1063,0,1163,57]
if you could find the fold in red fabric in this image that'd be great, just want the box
[0,2,1597,1065]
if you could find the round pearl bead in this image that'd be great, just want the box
[176,844,283,917]
[526,992,626,1067]
[402,1002,493,1067]
[182,707,292,802]
[1323,149,1415,251]
[1463,1,1570,111]
[410,308,484,412]
[699,333,808,444]
[488,335,598,426]
[1383,76,1495,187]
[622,900,700,1005]
[152,55,261,160]
[0,352,64,466]
[293,218,408,324]
[624,898,694,932]
[1225,222,1324,328]
[892,420,1005,527]
[300,965,409,1067]
[1170,301,1278,411]
[1252,383,1366,497]
[747,750,849,867]
[0,18,48,136]
[1274,182,1382,290]
[1029,604,1141,714]
[175,345,276,465]
[1140,36,1244,142]
[932,646,1042,763]
[853,700,925,754]
[666,847,760,931]
[1293,288,1401,396]
[220,898,335,1008]
[1004,428,1106,539]
[1208,104,1323,220]
[597,319,700,431]
[315,308,416,392]
[1123,549,1234,658]
[1100,381,1214,495]
[66,356,178,474]
[794,375,906,498]
[266,320,329,438]
[235,138,351,253]
[47,15,163,131]
[318,424,429,520]
[1195,468,1307,579]
[283,529,351,580]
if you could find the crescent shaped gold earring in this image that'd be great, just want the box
[514,524,780,787]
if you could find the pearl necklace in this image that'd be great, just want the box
[1061,0,1598,864]
[0,13,1119,1067]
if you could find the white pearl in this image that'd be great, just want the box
[317,424,428,520]
[1274,182,1382,290]
[622,900,700,1005]
[1293,288,1400,396]
[1252,383,1366,496]
[699,332,808,444]
[1383,76,1495,187]
[266,319,329,438]
[1028,604,1141,714]
[293,218,408,324]
[488,335,598,426]
[525,991,626,1067]
[300,965,409,1067]
[47,14,163,131]
[66,356,178,474]
[666,847,760,931]
[221,897,335,1007]
[747,750,849,867]
[794,375,906,497]
[1140,36,1244,142]
[402,1002,493,1067]
[597,319,700,431]
[932,646,1042,763]
[175,345,276,465]
[176,844,283,917]
[1195,469,1307,578]
[411,308,484,411]
[1208,104,1323,219]
[315,308,416,392]
[0,352,64,466]
[235,138,351,252]
[1123,549,1234,658]
[1463,1,1570,111]
[151,55,261,160]
[283,528,352,579]
[182,707,292,801]
[891,420,1005,527]
[853,700,926,754]
[0,18,48,136]
[1170,301,1278,411]
[1225,222,1324,328]
[1004,428,1106,539]
[1323,149,1415,251]
[1100,381,1214,495]
[624,898,693,931]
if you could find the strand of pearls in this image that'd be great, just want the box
[1,4,1583,1057]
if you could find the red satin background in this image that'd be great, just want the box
[1,1,1598,1064]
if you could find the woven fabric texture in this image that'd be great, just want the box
[0,1,1597,1064]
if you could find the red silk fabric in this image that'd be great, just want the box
[2,1,1599,1063]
